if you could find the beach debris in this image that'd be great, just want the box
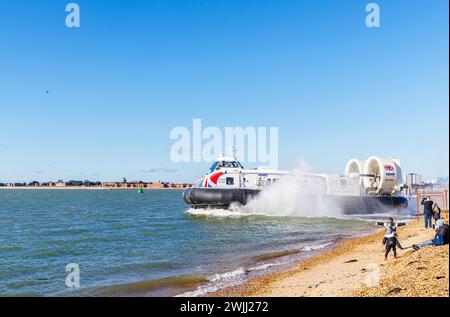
[344,259,358,263]
[386,287,402,295]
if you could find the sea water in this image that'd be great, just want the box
[0,189,415,296]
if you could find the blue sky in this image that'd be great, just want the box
[0,0,448,183]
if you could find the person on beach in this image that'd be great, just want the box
[376,217,406,260]
[421,196,434,229]
[432,203,441,227]
[412,218,449,250]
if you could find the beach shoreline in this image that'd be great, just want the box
[206,219,449,297]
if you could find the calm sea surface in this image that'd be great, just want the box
[0,189,414,296]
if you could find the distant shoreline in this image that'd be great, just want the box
[0,186,187,190]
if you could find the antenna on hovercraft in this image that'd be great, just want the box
[230,146,238,159]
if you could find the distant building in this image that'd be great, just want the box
[55,181,66,187]
[146,182,164,189]
[102,182,117,188]
[174,183,190,189]
[406,173,422,186]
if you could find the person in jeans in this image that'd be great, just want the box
[421,196,434,229]
[412,219,449,250]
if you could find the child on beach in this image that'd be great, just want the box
[376,217,406,260]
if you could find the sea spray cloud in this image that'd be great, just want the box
[234,157,344,217]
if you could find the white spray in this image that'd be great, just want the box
[232,157,344,217]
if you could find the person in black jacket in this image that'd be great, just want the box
[421,196,434,229]
[376,217,406,260]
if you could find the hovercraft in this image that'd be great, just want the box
[183,155,408,214]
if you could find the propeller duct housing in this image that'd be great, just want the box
[344,159,366,185]
[362,156,402,194]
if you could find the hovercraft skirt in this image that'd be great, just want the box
[183,188,259,208]
[183,188,408,213]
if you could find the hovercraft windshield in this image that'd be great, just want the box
[208,160,243,173]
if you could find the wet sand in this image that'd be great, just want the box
[208,219,449,297]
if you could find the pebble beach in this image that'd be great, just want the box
[209,218,449,297]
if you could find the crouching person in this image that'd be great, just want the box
[413,219,449,250]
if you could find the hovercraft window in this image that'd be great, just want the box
[217,161,240,168]
[226,177,234,185]
[228,161,241,168]
[209,162,219,172]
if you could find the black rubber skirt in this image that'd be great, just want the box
[183,188,408,214]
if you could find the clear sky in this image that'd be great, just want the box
[0,0,448,183]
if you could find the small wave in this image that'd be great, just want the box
[111,223,126,229]
[176,284,222,297]
[207,268,246,282]
[7,278,50,289]
[247,262,279,271]
[254,249,300,261]
[255,242,333,256]
[301,241,333,252]
[176,268,247,297]
[0,246,22,252]
[129,261,182,271]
